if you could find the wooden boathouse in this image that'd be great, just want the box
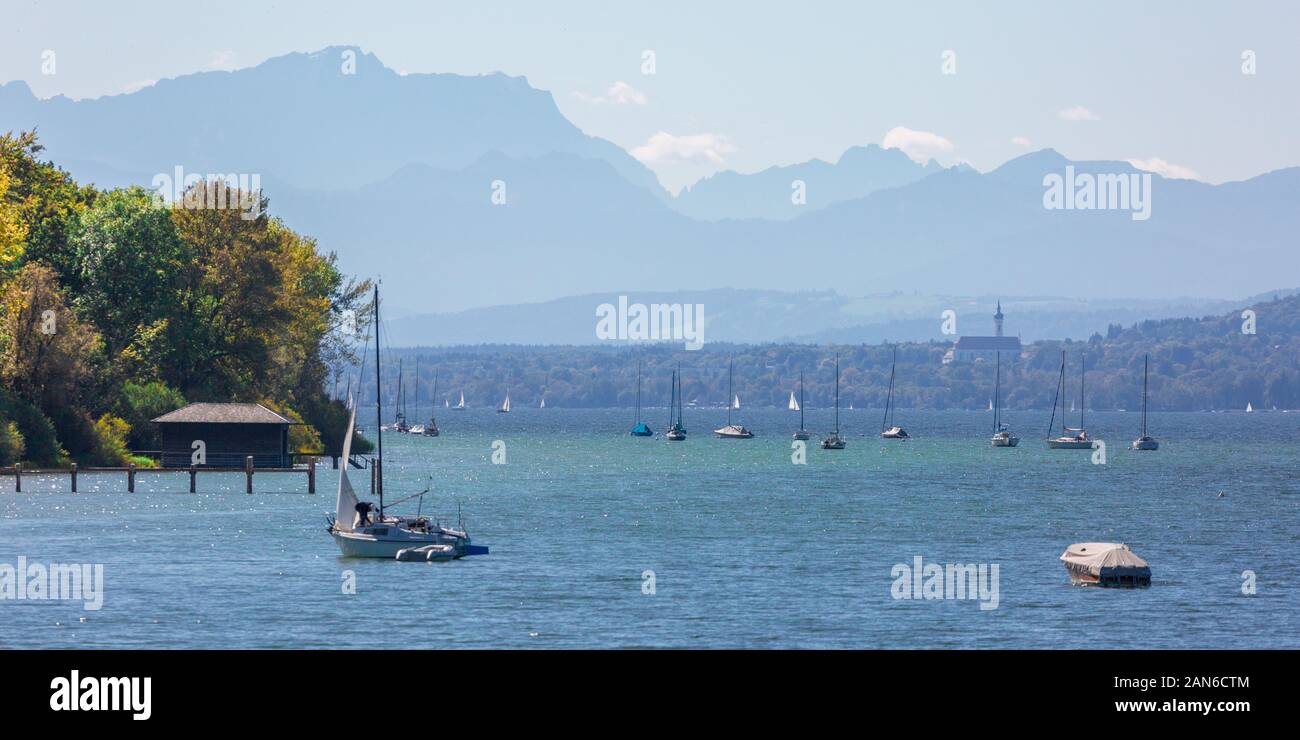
[151,403,294,468]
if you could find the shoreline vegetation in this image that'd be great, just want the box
[1,131,372,468]
[357,294,1300,413]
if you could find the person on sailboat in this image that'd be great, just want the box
[354,500,375,529]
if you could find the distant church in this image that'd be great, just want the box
[942,301,1022,364]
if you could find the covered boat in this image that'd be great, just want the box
[1060,542,1151,587]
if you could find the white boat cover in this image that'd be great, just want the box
[1059,542,1149,575]
[334,395,360,533]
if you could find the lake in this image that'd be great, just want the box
[2,407,1296,648]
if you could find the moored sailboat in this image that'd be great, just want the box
[1047,351,1094,449]
[880,346,910,439]
[1131,354,1158,450]
[327,285,487,560]
[666,365,687,441]
[991,351,1019,447]
[423,370,440,436]
[821,354,846,449]
[630,360,653,436]
[714,356,754,438]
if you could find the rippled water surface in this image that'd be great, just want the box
[2,408,1296,648]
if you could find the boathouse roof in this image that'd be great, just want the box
[151,403,294,425]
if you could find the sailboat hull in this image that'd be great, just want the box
[991,434,1019,447]
[1131,437,1159,451]
[714,425,754,439]
[820,436,846,449]
[881,427,909,439]
[1048,438,1093,449]
[792,430,811,440]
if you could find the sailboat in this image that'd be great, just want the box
[788,391,799,411]
[714,356,754,438]
[1131,354,1158,450]
[1048,351,1095,449]
[423,370,440,437]
[393,359,410,433]
[630,360,653,436]
[666,366,687,441]
[408,358,424,434]
[822,354,846,449]
[792,370,811,440]
[1246,402,1254,413]
[539,397,546,409]
[453,392,465,410]
[497,392,511,413]
[880,346,910,439]
[991,352,1019,447]
[327,284,487,559]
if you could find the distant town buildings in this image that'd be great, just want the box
[943,301,1022,364]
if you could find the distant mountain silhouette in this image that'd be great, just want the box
[671,144,942,221]
[4,47,1299,313]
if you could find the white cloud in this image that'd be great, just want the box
[1011,136,1033,148]
[1127,157,1202,181]
[1058,105,1099,121]
[632,131,736,165]
[573,80,648,105]
[881,126,955,163]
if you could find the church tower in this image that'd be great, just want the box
[994,300,1005,337]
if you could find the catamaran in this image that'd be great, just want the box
[714,356,754,438]
[666,366,687,441]
[630,360,653,436]
[1131,354,1158,450]
[822,354,846,449]
[327,285,487,560]
[991,351,1019,447]
[880,346,910,439]
[1048,351,1094,449]
[792,370,810,440]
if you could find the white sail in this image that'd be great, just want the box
[1246,402,1253,413]
[444,398,449,408]
[501,394,511,412]
[539,397,545,408]
[334,394,360,533]
[988,399,994,411]
[732,394,740,409]
[456,392,465,409]
[788,391,799,411]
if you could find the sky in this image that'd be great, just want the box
[2,0,1297,193]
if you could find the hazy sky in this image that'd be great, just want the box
[2,1,1297,192]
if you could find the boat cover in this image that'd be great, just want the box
[1059,542,1149,575]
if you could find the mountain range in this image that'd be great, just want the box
[4,45,1298,322]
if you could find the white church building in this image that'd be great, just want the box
[943,301,1022,364]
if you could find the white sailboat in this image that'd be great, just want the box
[498,393,511,413]
[991,351,1019,447]
[1131,354,1158,450]
[715,356,754,438]
[452,392,466,410]
[1246,402,1254,413]
[1048,351,1094,449]
[539,397,546,409]
[788,391,800,411]
[327,285,486,560]
[792,370,810,440]
[880,346,910,439]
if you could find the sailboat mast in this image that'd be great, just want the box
[834,354,840,433]
[727,356,734,426]
[1080,354,1086,430]
[413,357,419,422]
[1142,354,1149,436]
[635,360,642,424]
[994,352,1001,432]
[1048,350,1063,438]
[883,346,896,431]
[373,283,384,513]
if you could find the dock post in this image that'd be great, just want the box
[71,463,77,493]
[127,463,136,493]
[189,464,197,493]
[332,456,338,470]
[307,456,316,494]
[245,456,254,494]
[14,463,19,493]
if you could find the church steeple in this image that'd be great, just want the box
[994,300,1005,337]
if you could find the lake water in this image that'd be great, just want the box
[2,408,1296,648]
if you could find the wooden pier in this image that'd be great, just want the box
[2,456,318,494]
